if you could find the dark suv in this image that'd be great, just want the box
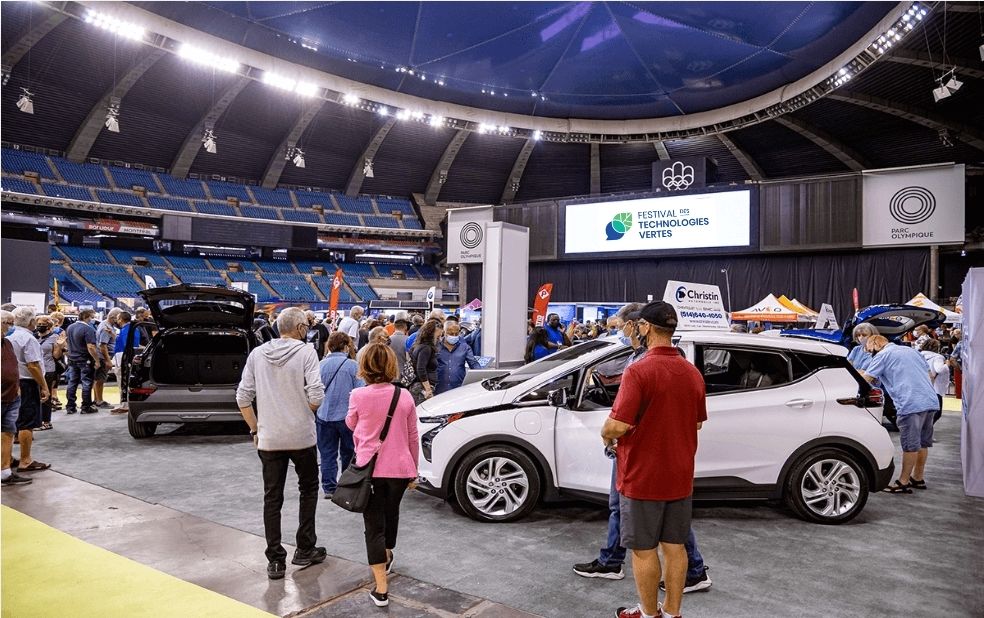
[123,285,257,439]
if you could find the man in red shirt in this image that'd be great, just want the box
[602,301,707,618]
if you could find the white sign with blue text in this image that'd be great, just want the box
[662,280,730,331]
[564,190,751,254]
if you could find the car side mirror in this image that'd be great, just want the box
[547,388,570,408]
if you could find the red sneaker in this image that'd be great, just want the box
[614,605,664,618]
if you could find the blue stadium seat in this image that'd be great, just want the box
[75,266,143,296]
[134,267,177,287]
[110,250,168,267]
[348,282,379,302]
[109,166,158,191]
[415,265,441,279]
[241,205,280,221]
[170,269,227,287]
[50,157,110,187]
[96,189,144,208]
[1,177,37,194]
[250,186,293,208]
[401,216,423,230]
[60,246,113,263]
[335,194,375,214]
[375,197,416,216]
[164,255,210,270]
[340,263,375,278]
[281,209,321,224]
[265,274,319,302]
[207,180,252,202]
[41,183,93,201]
[255,260,296,274]
[225,271,256,282]
[312,276,356,303]
[324,213,362,227]
[158,175,207,199]
[2,149,56,179]
[294,190,335,209]
[363,215,400,229]
[194,201,237,217]
[148,196,193,212]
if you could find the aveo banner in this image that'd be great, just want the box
[863,164,964,247]
[662,280,730,331]
[564,190,751,255]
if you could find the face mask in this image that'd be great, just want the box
[446,336,460,345]
[4,326,13,337]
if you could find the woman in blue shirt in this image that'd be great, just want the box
[525,327,553,364]
[436,322,480,394]
[316,332,364,499]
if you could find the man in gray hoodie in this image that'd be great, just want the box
[237,307,327,580]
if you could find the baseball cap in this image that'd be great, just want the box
[638,301,678,330]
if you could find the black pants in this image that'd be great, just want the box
[362,477,412,565]
[258,446,319,563]
[42,371,58,423]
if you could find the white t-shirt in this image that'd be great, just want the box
[337,316,359,340]
[920,350,949,397]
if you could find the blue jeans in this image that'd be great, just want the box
[65,361,94,410]
[316,419,354,494]
[600,462,706,579]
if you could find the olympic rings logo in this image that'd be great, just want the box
[889,186,936,225]
[460,222,483,249]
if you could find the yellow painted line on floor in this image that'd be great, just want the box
[943,396,961,413]
[1,506,273,618]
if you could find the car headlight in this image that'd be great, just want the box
[420,412,465,462]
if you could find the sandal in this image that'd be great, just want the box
[882,480,912,494]
[908,479,928,490]
[18,461,51,472]
[36,423,52,431]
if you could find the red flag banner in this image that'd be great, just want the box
[852,287,860,313]
[329,269,344,325]
[532,283,553,327]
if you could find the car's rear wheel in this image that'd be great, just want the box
[127,412,157,439]
[453,445,541,523]
[784,448,869,524]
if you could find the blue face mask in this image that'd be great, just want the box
[446,336,460,345]
[4,326,13,337]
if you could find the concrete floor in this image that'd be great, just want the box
[7,407,984,618]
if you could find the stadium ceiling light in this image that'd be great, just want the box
[84,9,145,41]
[16,88,34,114]
[178,44,240,73]
[295,82,318,97]
[395,109,410,121]
[377,106,390,116]
[202,128,217,154]
[263,71,296,91]
[342,93,360,105]
[287,146,305,168]
[428,115,444,127]
[532,130,543,141]
[477,123,493,134]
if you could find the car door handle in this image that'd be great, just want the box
[785,398,814,409]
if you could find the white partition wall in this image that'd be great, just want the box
[961,268,983,498]
[481,222,529,368]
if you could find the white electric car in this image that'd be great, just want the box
[416,332,895,525]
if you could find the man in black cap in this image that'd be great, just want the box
[602,301,707,618]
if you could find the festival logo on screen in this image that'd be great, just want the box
[605,212,633,241]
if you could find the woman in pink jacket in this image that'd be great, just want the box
[346,343,419,608]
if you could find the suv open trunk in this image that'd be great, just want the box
[151,330,250,386]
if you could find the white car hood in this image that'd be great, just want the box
[416,380,508,418]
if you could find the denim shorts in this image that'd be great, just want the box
[897,410,935,452]
[1,396,21,433]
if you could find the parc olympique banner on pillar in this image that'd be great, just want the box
[564,190,750,255]
[862,164,964,247]
[447,205,494,264]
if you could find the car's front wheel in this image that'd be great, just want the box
[127,412,157,439]
[784,448,869,524]
[453,445,541,523]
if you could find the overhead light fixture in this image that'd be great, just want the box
[477,123,493,134]
[532,130,543,141]
[178,44,240,73]
[429,115,444,127]
[105,100,120,133]
[287,146,305,168]
[202,128,217,154]
[945,74,963,93]
[342,93,360,105]
[377,106,390,116]
[295,82,318,97]
[395,109,410,121]
[363,158,374,178]
[933,69,963,103]
[84,9,145,41]
[938,129,954,148]
[16,88,34,114]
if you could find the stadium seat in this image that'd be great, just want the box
[148,196,194,212]
[96,189,144,208]
[194,201,238,217]
[109,166,159,191]
[335,194,375,214]
[281,209,321,224]
[41,183,93,201]
[158,175,207,199]
[240,205,281,221]
[2,148,57,179]
[324,212,362,227]
[1,177,37,194]
[250,186,294,208]
[206,180,252,202]
[364,215,400,229]
[50,157,110,187]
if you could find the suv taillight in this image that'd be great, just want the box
[865,388,884,407]
[128,386,157,401]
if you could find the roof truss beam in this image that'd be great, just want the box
[773,116,869,171]
[828,91,984,153]
[885,48,984,80]
[261,99,325,189]
[1,12,67,72]
[424,129,470,205]
[66,48,167,163]
[345,117,396,196]
[717,133,765,180]
[654,141,670,160]
[501,139,537,204]
[170,76,252,178]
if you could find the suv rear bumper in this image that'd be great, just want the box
[129,386,243,424]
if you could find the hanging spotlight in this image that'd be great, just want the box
[202,128,217,154]
[363,158,374,178]
[105,99,121,133]
[287,146,305,168]
[945,73,963,93]
[938,129,954,148]
[16,88,34,114]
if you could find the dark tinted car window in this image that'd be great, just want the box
[699,346,792,394]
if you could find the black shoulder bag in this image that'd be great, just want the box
[331,384,402,513]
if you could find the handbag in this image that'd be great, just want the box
[399,347,418,387]
[331,384,402,513]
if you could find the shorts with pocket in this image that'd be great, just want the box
[1,396,20,433]
[619,494,692,549]
[897,410,934,452]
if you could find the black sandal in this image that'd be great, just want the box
[908,479,927,490]
[883,480,913,494]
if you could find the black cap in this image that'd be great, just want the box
[639,301,678,330]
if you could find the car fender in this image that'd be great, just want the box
[774,436,882,499]
[441,433,560,502]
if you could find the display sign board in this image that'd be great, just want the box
[862,164,964,247]
[816,303,840,330]
[662,280,730,331]
[564,190,751,255]
[652,157,715,192]
[447,205,494,264]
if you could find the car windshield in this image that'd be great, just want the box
[484,340,615,390]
